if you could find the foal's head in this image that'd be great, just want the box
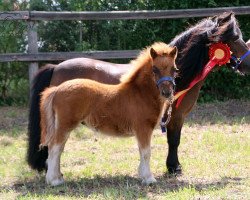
[123,42,178,100]
[150,43,178,100]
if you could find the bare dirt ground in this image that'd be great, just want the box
[186,99,250,124]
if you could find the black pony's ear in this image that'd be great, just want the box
[150,47,158,59]
[218,12,234,25]
[210,15,218,22]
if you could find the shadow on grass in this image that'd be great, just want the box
[1,174,246,198]
[186,100,250,125]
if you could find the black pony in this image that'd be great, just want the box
[27,12,250,174]
[166,12,250,173]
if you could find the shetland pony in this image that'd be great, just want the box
[28,12,250,174]
[40,42,178,186]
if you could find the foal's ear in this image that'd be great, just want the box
[150,47,158,59]
[169,46,178,58]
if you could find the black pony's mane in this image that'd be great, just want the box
[170,12,242,91]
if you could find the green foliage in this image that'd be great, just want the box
[0,0,250,105]
[38,21,79,52]
[200,67,250,103]
[0,62,28,106]
[0,1,28,105]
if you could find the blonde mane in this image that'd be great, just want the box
[120,42,173,83]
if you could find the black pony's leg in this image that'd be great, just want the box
[166,115,184,175]
[165,83,202,175]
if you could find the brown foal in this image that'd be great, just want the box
[40,42,178,186]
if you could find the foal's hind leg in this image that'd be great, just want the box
[136,128,156,185]
[46,142,66,186]
[46,123,73,186]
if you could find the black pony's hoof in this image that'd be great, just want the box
[167,165,182,176]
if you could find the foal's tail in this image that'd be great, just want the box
[27,64,56,171]
[40,87,57,147]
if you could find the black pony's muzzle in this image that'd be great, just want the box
[231,49,250,75]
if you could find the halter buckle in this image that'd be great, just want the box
[231,50,250,70]
[160,100,173,134]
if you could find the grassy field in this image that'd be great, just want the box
[0,100,249,200]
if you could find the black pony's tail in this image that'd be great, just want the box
[27,64,56,171]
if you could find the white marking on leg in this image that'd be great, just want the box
[138,146,156,185]
[46,144,64,186]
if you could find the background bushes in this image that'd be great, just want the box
[0,0,249,105]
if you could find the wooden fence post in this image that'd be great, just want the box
[27,20,38,90]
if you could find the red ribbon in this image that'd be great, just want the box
[175,42,231,108]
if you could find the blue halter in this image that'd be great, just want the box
[231,50,250,70]
[156,76,175,134]
[156,76,176,87]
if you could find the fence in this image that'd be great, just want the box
[1,6,250,84]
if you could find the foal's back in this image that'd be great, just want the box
[51,78,156,137]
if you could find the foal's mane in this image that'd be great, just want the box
[170,12,241,91]
[121,42,172,83]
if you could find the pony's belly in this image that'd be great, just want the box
[83,117,134,137]
[96,128,134,137]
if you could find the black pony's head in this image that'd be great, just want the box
[170,12,250,91]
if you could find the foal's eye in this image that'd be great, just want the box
[152,66,158,74]
[153,66,163,76]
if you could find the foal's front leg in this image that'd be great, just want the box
[136,129,156,185]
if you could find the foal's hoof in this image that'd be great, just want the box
[142,176,157,186]
[46,176,65,186]
[168,165,182,176]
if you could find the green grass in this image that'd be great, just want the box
[0,102,249,199]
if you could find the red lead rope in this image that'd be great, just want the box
[175,42,232,108]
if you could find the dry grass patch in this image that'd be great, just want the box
[0,100,249,199]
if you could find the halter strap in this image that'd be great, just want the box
[157,76,176,87]
[231,50,250,70]
[241,50,250,60]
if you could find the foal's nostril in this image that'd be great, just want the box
[161,89,171,98]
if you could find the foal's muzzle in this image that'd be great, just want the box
[161,86,173,98]
[157,76,176,99]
